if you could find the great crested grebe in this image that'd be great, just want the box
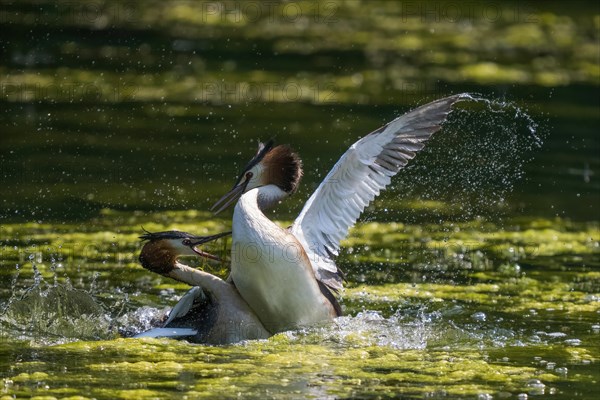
[135,230,270,344]
[211,94,465,334]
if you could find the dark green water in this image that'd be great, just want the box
[1,1,599,399]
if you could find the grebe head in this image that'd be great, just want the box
[211,140,303,214]
[138,230,230,275]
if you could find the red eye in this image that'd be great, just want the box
[246,172,254,179]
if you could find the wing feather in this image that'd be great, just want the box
[291,94,466,290]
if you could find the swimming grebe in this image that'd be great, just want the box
[211,94,465,334]
[135,230,269,344]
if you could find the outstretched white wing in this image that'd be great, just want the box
[291,94,466,290]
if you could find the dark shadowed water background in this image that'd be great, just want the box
[1,1,599,399]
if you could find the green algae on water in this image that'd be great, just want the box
[1,211,598,398]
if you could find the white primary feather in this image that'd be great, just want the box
[134,328,198,338]
[291,94,466,290]
[163,286,205,326]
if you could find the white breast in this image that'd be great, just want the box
[231,187,335,333]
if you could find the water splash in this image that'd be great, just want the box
[0,262,115,344]
[391,93,545,220]
[113,305,169,338]
[281,309,440,350]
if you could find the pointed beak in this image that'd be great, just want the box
[187,231,231,261]
[210,179,250,215]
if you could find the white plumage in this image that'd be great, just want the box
[291,94,465,290]
[213,94,466,333]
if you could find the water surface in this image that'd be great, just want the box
[1,1,599,399]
